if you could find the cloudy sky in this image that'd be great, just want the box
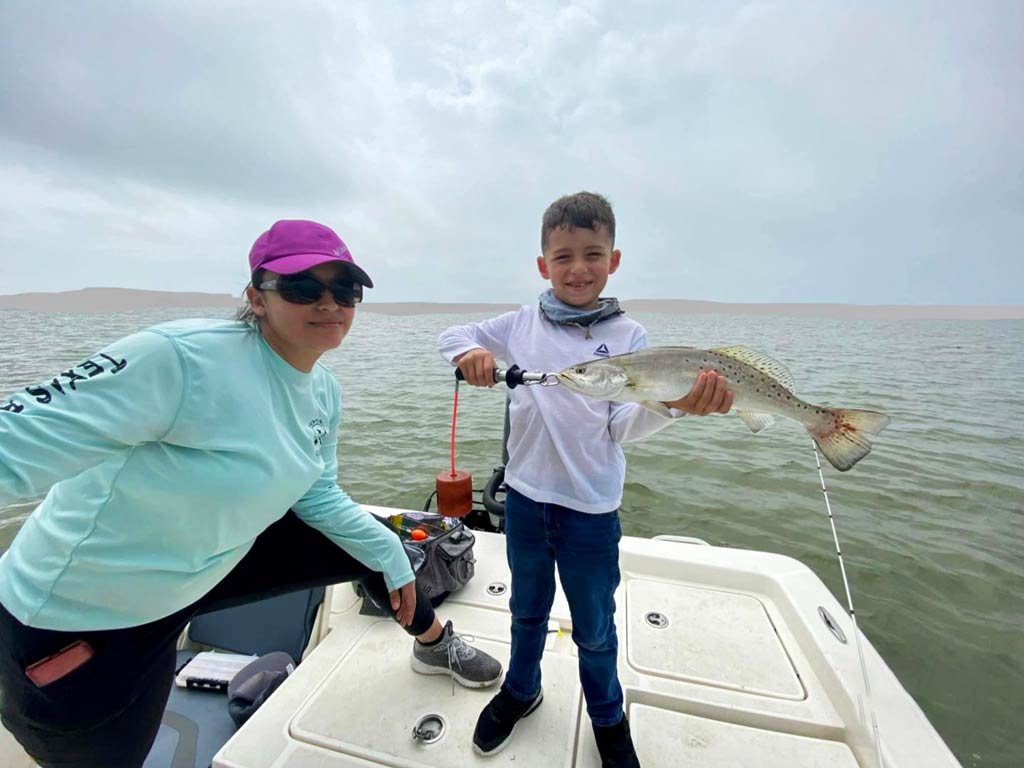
[1,1,1020,305]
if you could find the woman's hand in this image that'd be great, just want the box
[663,371,734,415]
[389,580,417,626]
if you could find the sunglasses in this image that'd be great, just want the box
[258,273,363,307]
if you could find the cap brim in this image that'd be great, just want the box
[257,253,374,288]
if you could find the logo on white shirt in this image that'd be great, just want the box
[594,343,610,357]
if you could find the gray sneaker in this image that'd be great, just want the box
[411,620,503,692]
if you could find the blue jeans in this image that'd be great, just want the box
[501,487,624,726]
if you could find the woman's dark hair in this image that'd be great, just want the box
[234,269,265,328]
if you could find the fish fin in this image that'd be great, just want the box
[811,408,891,472]
[710,345,796,391]
[735,410,775,433]
[639,400,672,417]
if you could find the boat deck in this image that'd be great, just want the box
[212,505,960,768]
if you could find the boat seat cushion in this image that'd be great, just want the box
[188,587,326,660]
[144,586,326,768]
[142,650,237,768]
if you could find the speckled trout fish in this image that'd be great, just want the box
[556,345,890,471]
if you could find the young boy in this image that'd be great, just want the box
[437,192,732,767]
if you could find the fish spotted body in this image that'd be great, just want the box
[556,345,890,471]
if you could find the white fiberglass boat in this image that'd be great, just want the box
[0,499,961,768]
[214,503,960,768]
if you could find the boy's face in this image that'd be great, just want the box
[537,225,620,310]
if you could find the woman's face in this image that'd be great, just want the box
[247,262,357,372]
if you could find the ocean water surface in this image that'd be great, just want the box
[0,306,1021,767]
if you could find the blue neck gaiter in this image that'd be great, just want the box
[538,289,623,338]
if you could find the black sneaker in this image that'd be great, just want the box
[472,687,544,756]
[593,714,641,768]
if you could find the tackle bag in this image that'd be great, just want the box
[411,523,476,604]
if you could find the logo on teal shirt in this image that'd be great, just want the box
[308,418,328,456]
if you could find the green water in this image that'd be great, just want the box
[1,307,1021,767]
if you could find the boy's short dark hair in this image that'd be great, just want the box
[541,191,615,251]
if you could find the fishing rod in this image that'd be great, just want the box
[811,440,885,768]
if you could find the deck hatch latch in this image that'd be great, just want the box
[644,611,669,629]
[412,713,447,745]
[818,606,848,644]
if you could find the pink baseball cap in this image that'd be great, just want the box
[248,219,373,287]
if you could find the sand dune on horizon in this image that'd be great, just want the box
[0,287,1020,320]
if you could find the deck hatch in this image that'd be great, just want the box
[288,623,580,766]
[629,703,859,766]
[626,579,804,699]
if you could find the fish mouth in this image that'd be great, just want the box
[555,372,601,394]
[554,371,579,388]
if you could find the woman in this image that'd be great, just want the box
[0,219,501,767]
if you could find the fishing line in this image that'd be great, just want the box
[449,379,460,477]
[811,440,885,768]
[435,377,472,517]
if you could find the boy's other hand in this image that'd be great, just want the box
[663,371,734,415]
[454,348,497,387]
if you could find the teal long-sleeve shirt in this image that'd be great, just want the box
[0,319,414,630]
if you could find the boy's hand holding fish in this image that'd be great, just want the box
[662,369,734,415]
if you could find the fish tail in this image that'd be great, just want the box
[809,408,891,472]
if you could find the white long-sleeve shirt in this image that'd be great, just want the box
[438,305,681,514]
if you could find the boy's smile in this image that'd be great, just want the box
[537,225,621,310]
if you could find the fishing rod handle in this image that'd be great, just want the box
[454,365,532,388]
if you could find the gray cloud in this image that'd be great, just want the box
[1,0,1021,303]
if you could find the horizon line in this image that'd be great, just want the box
[0,288,1020,320]
[0,286,1020,308]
